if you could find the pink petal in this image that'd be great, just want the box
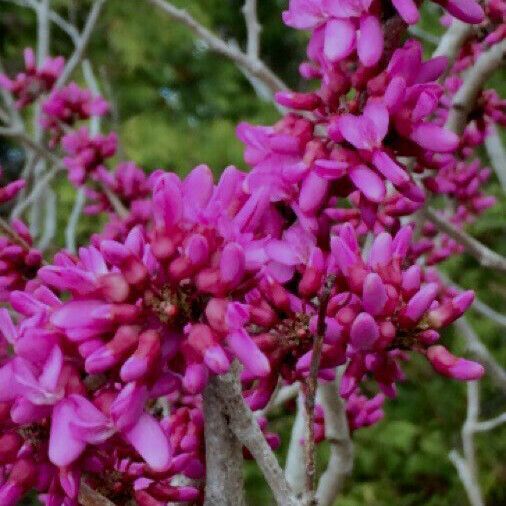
[350,312,380,350]
[220,243,246,286]
[372,150,409,185]
[350,165,386,203]
[49,400,86,467]
[391,0,420,24]
[324,19,356,62]
[266,240,300,266]
[299,172,329,214]
[124,413,171,471]
[227,330,270,378]
[357,16,383,67]
[409,124,459,153]
[362,273,387,316]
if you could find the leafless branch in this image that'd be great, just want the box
[147,0,287,96]
[214,363,300,506]
[408,26,439,45]
[0,217,32,252]
[449,449,484,506]
[203,379,246,506]
[454,317,506,394]
[473,412,506,432]
[446,39,506,135]
[449,381,484,506]
[485,123,506,193]
[423,207,506,273]
[242,0,260,59]
[261,382,299,416]
[55,0,107,88]
[316,374,353,506]
[37,0,51,65]
[285,393,306,499]
[303,275,335,501]
[433,20,473,64]
[37,187,57,251]
[65,187,85,253]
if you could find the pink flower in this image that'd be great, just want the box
[0,48,64,108]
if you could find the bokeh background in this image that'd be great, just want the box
[0,1,505,504]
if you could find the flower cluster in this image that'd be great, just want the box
[41,83,109,146]
[62,127,118,187]
[0,0,503,503]
[0,48,64,108]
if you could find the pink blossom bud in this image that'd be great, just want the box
[398,283,438,327]
[362,273,387,316]
[350,312,380,350]
[427,290,474,328]
[120,330,161,382]
[426,345,484,380]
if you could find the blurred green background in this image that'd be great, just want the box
[0,1,505,504]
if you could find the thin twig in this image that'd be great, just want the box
[474,412,506,432]
[454,317,506,395]
[242,0,260,59]
[37,187,57,251]
[446,39,506,135]
[449,450,484,506]
[55,0,107,88]
[0,216,32,251]
[449,381,484,506]
[147,0,287,96]
[66,187,85,253]
[285,393,306,499]
[423,207,506,273]
[433,20,473,64]
[485,123,506,193]
[316,372,353,506]
[303,275,335,503]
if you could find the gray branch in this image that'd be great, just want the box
[203,379,246,506]
[446,40,506,135]
[213,364,300,506]
[423,207,506,273]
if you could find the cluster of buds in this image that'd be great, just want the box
[41,82,109,146]
[0,48,64,108]
[62,127,118,186]
[0,0,504,503]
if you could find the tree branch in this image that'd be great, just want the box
[474,412,506,432]
[285,393,306,499]
[423,207,506,273]
[316,375,353,506]
[485,123,506,193]
[55,0,107,88]
[214,363,300,506]
[449,381,484,506]
[449,449,484,506]
[433,20,473,64]
[147,0,287,96]
[242,0,260,59]
[303,275,335,501]
[203,379,246,506]
[446,39,506,135]
[454,317,506,394]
